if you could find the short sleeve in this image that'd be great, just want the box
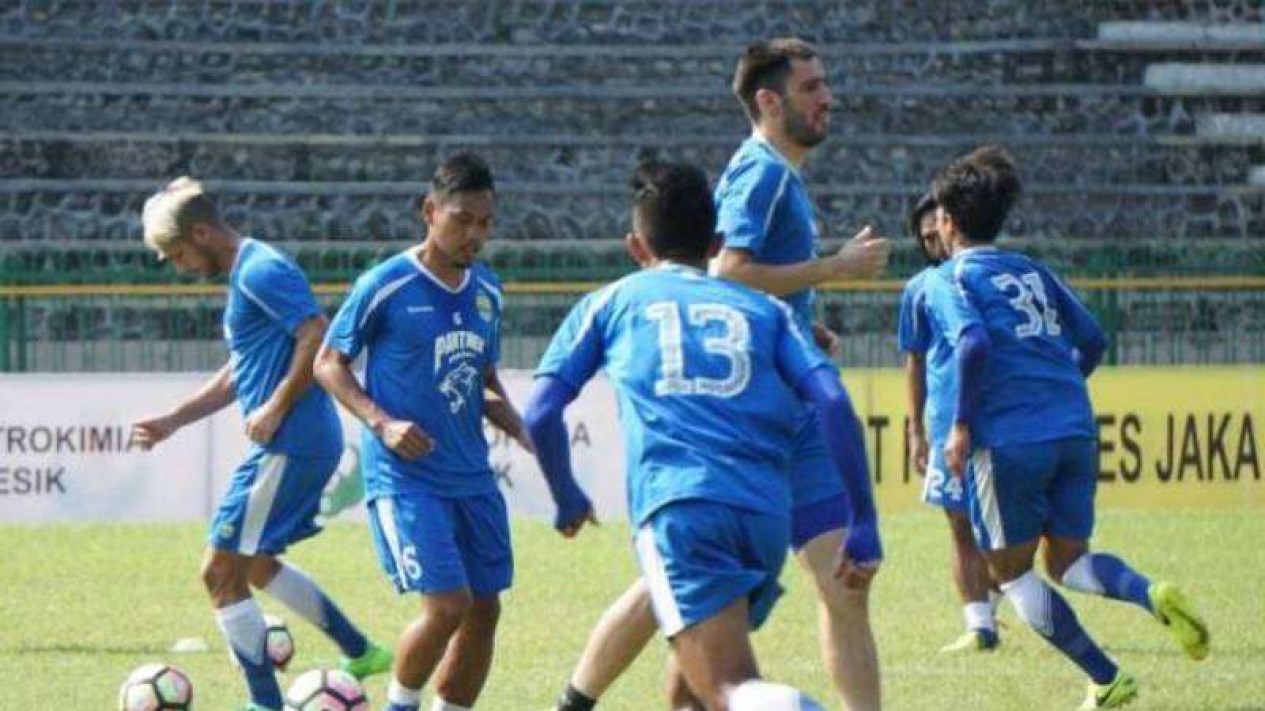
[324,272,387,359]
[897,276,931,354]
[239,258,321,334]
[716,161,791,255]
[476,270,504,366]
[771,297,832,389]
[924,265,984,347]
[535,286,615,391]
[1043,266,1107,351]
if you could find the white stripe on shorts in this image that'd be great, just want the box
[634,524,685,637]
[375,497,407,586]
[239,453,287,555]
[972,448,1006,549]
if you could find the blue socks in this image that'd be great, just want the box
[1002,571,1118,684]
[263,562,369,658]
[1061,552,1154,613]
[216,597,284,710]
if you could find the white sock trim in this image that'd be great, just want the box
[1000,570,1054,637]
[1060,554,1105,595]
[964,601,995,632]
[388,678,422,707]
[429,698,472,711]
[214,597,267,666]
[262,562,328,628]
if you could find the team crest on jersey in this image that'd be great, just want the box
[476,293,494,322]
[434,329,486,413]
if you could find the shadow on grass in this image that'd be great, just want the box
[9,642,175,656]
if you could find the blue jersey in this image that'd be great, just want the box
[224,238,341,459]
[897,267,957,444]
[536,264,831,526]
[325,252,503,500]
[715,135,819,331]
[923,247,1105,447]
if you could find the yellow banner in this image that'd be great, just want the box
[843,366,1265,511]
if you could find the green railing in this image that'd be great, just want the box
[2,239,1264,371]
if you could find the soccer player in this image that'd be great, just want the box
[524,160,882,711]
[923,146,1210,709]
[545,38,890,711]
[131,178,391,711]
[314,154,531,711]
[898,192,1000,652]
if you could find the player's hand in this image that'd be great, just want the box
[944,423,971,478]
[907,423,929,474]
[130,414,179,450]
[558,507,599,539]
[374,419,435,461]
[835,521,883,590]
[812,322,844,359]
[831,226,890,280]
[244,401,285,445]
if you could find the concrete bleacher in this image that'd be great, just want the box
[0,1,1262,368]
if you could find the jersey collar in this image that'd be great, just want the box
[410,250,471,294]
[750,130,802,177]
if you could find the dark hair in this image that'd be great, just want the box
[732,37,818,123]
[930,145,1021,243]
[630,160,717,261]
[907,191,936,241]
[429,152,495,203]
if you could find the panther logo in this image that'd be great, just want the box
[438,361,481,413]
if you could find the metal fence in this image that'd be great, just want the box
[2,276,1262,372]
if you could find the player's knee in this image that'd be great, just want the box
[468,595,502,630]
[200,555,246,598]
[421,590,473,631]
[246,556,282,589]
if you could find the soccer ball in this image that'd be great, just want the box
[265,614,296,671]
[118,663,193,711]
[285,669,368,711]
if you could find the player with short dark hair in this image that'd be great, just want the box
[132,177,391,711]
[898,191,1002,652]
[524,160,880,711]
[314,154,532,711]
[924,146,1210,710]
[545,37,889,711]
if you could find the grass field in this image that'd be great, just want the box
[2,509,1261,711]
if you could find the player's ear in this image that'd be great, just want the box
[755,87,782,121]
[625,231,651,267]
[421,195,437,228]
[706,232,723,260]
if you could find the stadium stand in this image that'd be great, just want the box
[0,0,1262,370]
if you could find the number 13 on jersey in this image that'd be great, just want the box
[645,301,752,398]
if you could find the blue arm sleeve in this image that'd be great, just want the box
[1047,270,1107,377]
[797,366,883,565]
[523,375,593,531]
[954,324,990,425]
[1072,345,1104,378]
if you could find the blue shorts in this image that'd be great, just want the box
[788,409,850,549]
[634,500,789,638]
[367,490,513,597]
[922,444,969,513]
[208,446,338,556]
[967,437,1097,551]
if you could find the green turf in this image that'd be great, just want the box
[2,509,1260,711]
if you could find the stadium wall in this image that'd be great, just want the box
[0,368,1261,524]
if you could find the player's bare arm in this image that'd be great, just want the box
[712,225,890,296]
[482,365,533,453]
[130,363,235,450]
[905,353,930,474]
[313,344,434,461]
[244,314,327,446]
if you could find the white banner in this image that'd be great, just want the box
[0,371,627,525]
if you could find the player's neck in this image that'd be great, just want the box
[654,257,708,271]
[754,125,809,169]
[215,230,243,274]
[416,244,467,289]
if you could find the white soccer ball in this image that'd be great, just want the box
[728,680,828,711]
[118,663,193,711]
[285,669,368,711]
[265,614,296,671]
